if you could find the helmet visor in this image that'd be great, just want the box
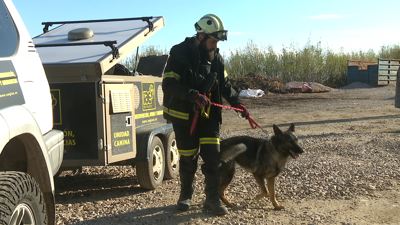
[209,30,228,41]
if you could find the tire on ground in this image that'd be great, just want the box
[136,136,165,189]
[0,171,47,225]
[164,131,180,180]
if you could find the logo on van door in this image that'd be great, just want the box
[0,61,24,110]
[142,82,156,111]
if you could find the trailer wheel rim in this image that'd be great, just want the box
[169,138,179,172]
[152,144,164,181]
[10,203,35,225]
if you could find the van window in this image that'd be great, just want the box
[0,1,18,57]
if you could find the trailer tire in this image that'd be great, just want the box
[0,171,47,225]
[136,136,165,189]
[164,132,179,180]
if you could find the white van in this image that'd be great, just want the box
[0,0,64,224]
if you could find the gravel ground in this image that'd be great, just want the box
[54,83,400,225]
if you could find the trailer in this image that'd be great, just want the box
[32,16,179,189]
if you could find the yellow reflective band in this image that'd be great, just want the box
[179,148,198,156]
[163,106,189,120]
[224,70,228,78]
[200,137,220,145]
[163,71,181,81]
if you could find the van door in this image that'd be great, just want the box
[103,83,136,163]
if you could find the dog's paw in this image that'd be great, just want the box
[255,193,268,200]
[221,198,236,208]
[273,205,285,210]
[226,202,236,208]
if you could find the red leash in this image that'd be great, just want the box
[210,102,268,134]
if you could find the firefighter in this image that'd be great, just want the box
[162,14,249,215]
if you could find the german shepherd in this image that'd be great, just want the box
[219,123,304,210]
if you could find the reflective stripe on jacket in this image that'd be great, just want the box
[162,37,241,127]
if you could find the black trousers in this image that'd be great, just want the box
[173,118,221,175]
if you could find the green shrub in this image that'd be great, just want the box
[379,44,400,59]
[121,41,400,88]
[121,45,168,71]
[224,39,386,88]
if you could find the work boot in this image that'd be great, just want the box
[177,157,197,211]
[202,170,228,215]
[177,179,193,211]
[203,199,228,215]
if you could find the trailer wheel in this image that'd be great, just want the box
[136,136,165,189]
[0,171,47,225]
[164,132,179,179]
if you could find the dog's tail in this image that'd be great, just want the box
[220,143,246,163]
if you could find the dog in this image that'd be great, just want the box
[219,123,304,210]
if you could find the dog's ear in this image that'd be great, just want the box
[273,124,283,136]
[289,123,295,132]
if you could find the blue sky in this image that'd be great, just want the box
[12,0,400,56]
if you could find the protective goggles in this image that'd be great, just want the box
[209,30,228,41]
[195,22,228,41]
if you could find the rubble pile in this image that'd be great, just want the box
[231,72,284,94]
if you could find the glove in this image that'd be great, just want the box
[235,104,249,119]
[194,93,210,109]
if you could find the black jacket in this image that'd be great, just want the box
[162,37,241,127]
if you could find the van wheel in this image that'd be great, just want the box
[136,136,165,189]
[0,171,47,225]
[164,132,179,179]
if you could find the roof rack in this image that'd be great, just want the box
[35,41,120,61]
[41,17,154,33]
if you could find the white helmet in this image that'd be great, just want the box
[195,14,228,41]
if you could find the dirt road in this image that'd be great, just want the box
[55,84,400,225]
